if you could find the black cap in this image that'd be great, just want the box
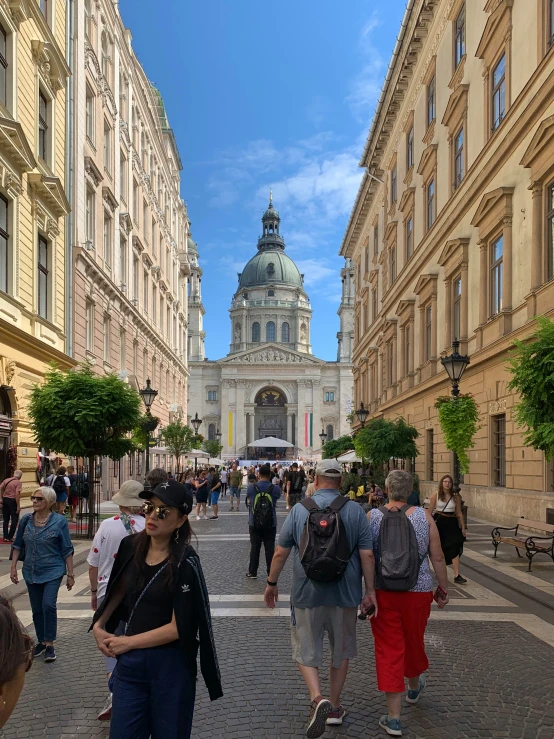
[140,480,193,515]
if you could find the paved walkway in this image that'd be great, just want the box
[2,498,554,738]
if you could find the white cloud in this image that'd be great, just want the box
[346,13,386,122]
[295,259,337,287]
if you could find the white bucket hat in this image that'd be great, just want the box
[111,479,144,507]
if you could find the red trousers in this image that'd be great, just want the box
[370,589,433,693]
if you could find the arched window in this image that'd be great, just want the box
[326,424,334,442]
[281,322,290,342]
[266,321,276,342]
[252,322,260,342]
[208,423,216,441]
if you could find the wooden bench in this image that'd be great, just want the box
[491,518,554,571]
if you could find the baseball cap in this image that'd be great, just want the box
[314,459,343,477]
[140,480,194,514]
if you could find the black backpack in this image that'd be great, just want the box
[292,473,303,493]
[298,496,352,583]
[252,484,275,530]
[376,505,424,591]
[52,475,66,496]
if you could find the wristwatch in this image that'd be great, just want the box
[267,579,277,587]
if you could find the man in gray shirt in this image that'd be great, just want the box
[265,459,378,738]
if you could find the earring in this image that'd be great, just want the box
[174,528,180,543]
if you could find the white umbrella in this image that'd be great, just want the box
[248,436,295,448]
[336,450,362,463]
[208,457,225,466]
[188,449,209,458]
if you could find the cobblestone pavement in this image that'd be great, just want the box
[3,502,554,738]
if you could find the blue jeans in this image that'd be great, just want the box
[109,646,196,739]
[26,576,63,643]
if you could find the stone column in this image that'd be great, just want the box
[444,278,452,348]
[502,216,513,311]
[297,380,307,453]
[312,379,321,446]
[377,350,383,400]
[409,318,415,377]
[235,380,246,453]
[431,293,437,361]
[460,265,468,341]
[530,183,543,291]
[392,331,398,387]
[479,240,488,326]
[287,410,293,443]
[399,325,405,381]
[418,307,425,367]
[220,380,231,454]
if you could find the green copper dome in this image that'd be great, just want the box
[238,249,303,289]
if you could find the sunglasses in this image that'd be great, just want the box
[142,501,172,520]
[22,633,33,673]
[30,496,44,502]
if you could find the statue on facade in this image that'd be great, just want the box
[234,323,241,343]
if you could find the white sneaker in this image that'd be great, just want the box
[97,693,112,721]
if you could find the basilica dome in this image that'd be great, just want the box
[238,249,303,289]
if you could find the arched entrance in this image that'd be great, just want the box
[0,388,13,482]
[253,386,288,458]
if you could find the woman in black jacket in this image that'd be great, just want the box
[92,481,222,739]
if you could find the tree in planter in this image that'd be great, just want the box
[507,316,554,481]
[322,435,355,459]
[28,363,142,537]
[435,395,480,475]
[162,420,195,473]
[354,417,419,473]
[202,438,222,459]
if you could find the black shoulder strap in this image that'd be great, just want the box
[330,495,350,512]
[300,498,318,512]
[253,484,261,494]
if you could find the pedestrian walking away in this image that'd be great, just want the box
[0,470,22,542]
[265,459,377,738]
[194,470,209,519]
[50,466,71,515]
[367,470,449,737]
[228,462,242,511]
[245,464,281,579]
[428,474,467,584]
[220,467,228,496]
[208,467,221,519]
[10,486,75,664]
[286,462,306,509]
[92,480,222,739]
[0,595,33,730]
[87,480,146,721]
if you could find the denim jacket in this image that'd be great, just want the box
[12,512,74,584]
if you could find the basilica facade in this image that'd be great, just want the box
[187,198,354,459]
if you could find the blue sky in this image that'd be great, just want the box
[119,0,406,360]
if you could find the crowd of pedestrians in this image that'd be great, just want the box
[0,457,459,738]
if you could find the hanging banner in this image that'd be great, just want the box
[304,413,313,447]
[228,411,235,448]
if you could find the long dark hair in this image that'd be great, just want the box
[0,595,28,687]
[438,475,455,501]
[133,511,194,590]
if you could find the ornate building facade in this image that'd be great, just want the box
[188,199,354,459]
[0,0,73,496]
[342,0,554,523]
[70,0,190,489]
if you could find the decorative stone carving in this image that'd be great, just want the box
[227,349,311,364]
[234,323,241,343]
[489,399,507,414]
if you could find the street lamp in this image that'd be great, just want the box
[190,412,203,472]
[319,428,327,447]
[139,379,158,482]
[441,339,470,502]
[355,402,370,488]
[215,428,222,458]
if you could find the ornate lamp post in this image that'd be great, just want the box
[190,412,203,472]
[215,428,222,458]
[139,379,158,483]
[319,428,327,457]
[355,402,370,487]
[440,340,470,501]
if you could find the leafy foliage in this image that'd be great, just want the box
[28,363,142,460]
[322,435,355,459]
[132,414,160,451]
[507,316,554,460]
[354,417,419,468]
[203,439,222,458]
[162,420,195,467]
[435,394,480,475]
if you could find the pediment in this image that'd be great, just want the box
[476,1,513,63]
[385,220,398,243]
[399,187,415,214]
[438,238,470,268]
[521,115,554,181]
[417,144,437,178]
[471,187,514,229]
[395,298,416,322]
[221,343,324,365]
[0,117,36,174]
[413,274,438,302]
[28,173,70,218]
[441,85,469,130]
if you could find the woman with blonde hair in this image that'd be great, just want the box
[429,474,467,584]
[10,486,74,663]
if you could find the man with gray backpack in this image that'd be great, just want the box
[264,459,378,738]
[245,464,281,579]
[366,470,449,737]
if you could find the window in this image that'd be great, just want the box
[103,314,110,362]
[39,0,47,19]
[550,0,554,47]
[119,328,125,369]
[490,234,503,316]
[133,341,138,375]
[364,245,370,274]
[426,429,434,481]
[425,304,432,361]
[493,414,506,487]
[101,33,110,81]
[405,325,410,376]
[38,235,48,319]
[453,275,462,340]
[152,285,157,323]
[133,180,139,225]
[427,179,435,231]
[454,4,465,68]
[252,322,260,342]
[86,87,94,142]
[143,271,148,313]
[85,300,93,352]
[142,349,148,383]
[0,24,8,108]
[492,54,506,132]
[143,201,149,242]
[119,237,127,286]
[151,357,156,386]
[454,127,464,189]
[427,75,436,128]
[406,216,413,260]
[103,120,111,173]
[267,289,274,297]
[38,91,48,161]
[390,245,396,284]
[387,342,394,387]
[207,390,217,402]
[391,166,397,203]
[323,424,333,442]
[324,391,335,402]
[281,322,290,342]
[208,423,216,441]
[120,151,127,203]
[266,321,276,342]
[86,188,94,245]
[373,224,379,257]
[0,194,8,293]
[372,287,378,321]
[407,126,414,170]
[84,0,92,39]
[548,183,554,281]
[132,257,139,300]
[103,214,112,267]
[159,296,164,331]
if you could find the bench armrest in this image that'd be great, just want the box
[524,535,554,544]
[492,525,519,538]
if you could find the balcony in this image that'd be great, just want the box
[231,298,311,310]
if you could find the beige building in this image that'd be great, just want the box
[70,0,190,492]
[342,0,554,524]
[0,0,73,497]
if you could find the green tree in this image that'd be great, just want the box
[322,435,355,459]
[203,438,222,459]
[28,363,142,537]
[507,316,554,466]
[354,417,418,469]
[161,420,195,473]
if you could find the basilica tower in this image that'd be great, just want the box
[337,258,354,363]
[187,231,206,362]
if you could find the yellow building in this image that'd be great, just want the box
[0,0,73,497]
[342,0,554,524]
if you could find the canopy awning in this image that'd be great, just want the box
[248,436,295,448]
[336,450,362,463]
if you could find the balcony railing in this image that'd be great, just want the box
[231,298,311,309]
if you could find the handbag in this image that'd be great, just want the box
[433,495,453,522]
[9,514,32,563]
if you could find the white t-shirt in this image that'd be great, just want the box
[47,474,70,488]
[220,470,227,483]
[87,513,145,599]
